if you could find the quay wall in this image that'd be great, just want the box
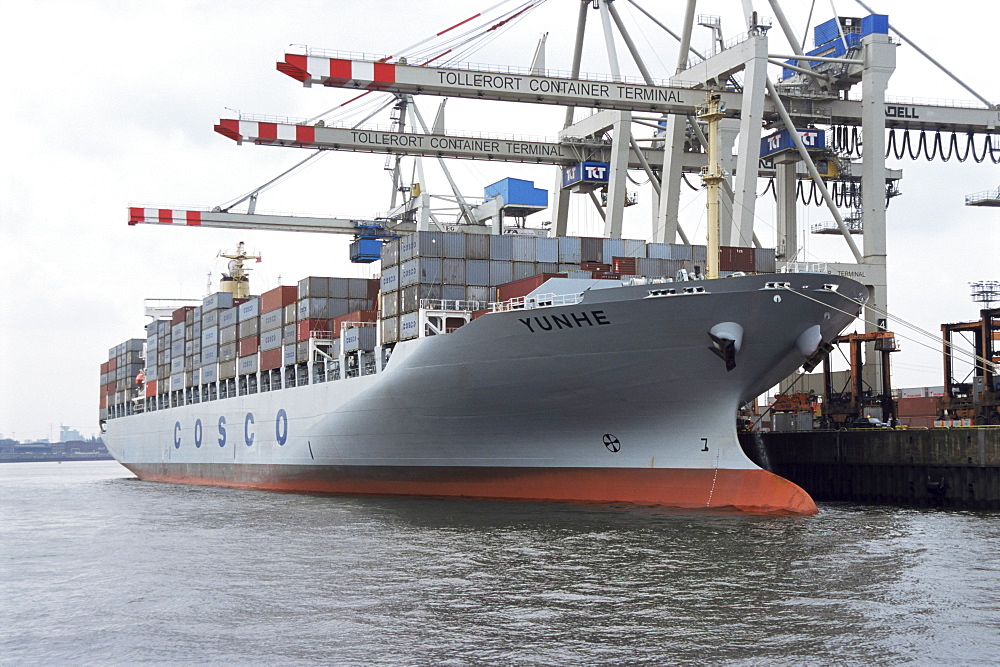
[740,428,1000,510]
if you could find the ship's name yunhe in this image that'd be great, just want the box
[518,310,610,333]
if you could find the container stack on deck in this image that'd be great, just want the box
[377,230,775,342]
[99,338,144,420]
[110,277,378,414]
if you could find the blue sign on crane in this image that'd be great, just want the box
[561,162,611,189]
[760,129,826,159]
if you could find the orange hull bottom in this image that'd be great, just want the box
[125,464,818,516]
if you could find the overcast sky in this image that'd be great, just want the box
[1,0,997,441]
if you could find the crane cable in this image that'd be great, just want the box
[782,286,997,373]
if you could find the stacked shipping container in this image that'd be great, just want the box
[99,338,144,419]
[379,231,777,342]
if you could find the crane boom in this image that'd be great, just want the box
[213,117,712,171]
[277,52,1000,134]
[127,207,415,235]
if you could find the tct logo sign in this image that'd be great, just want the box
[562,161,611,188]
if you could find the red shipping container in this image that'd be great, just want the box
[581,261,610,272]
[108,357,118,371]
[297,318,333,342]
[238,335,259,356]
[261,285,298,313]
[367,278,380,302]
[896,396,940,417]
[495,273,567,303]
[99,393,107,409]
[260,348,282,371]
[720,246,756,272]
[145,380,158,398]
[172,306,195,325]
[100,360,110,374]
[331,309,378,338]
[612,257,637,275]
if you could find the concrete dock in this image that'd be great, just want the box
[740,428,1000,510]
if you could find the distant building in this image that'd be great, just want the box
[59,426,84,442]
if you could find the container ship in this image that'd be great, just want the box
[99,232,868,515]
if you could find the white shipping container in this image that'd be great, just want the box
[201,325,218,347]
[238,354,258,374]
[283,345,297,366]
[170,373,185,391]
[220,342,237,362]
[381,317,398,344]
[219,324,237,345]
[202,346,219,365]
[399,257,442,287]
[558,236,582,264]
[220,306,239,328]
[261,308,284,331]
[512,236,536,262]
[382,238,400,266]
[238,297,260,321]
[381,291,399,318]
[298,276,330,299]
[202,292,234,312]
[343,326,376,352]
[201,364,218,384]
[603,238,625,260]
[237,318,259,338]
[399,312,420,340]
[624,239,647,258]
[535,237,559,263]
[381,265,399,292]
[201,309,219,329]
[260,329,282,352]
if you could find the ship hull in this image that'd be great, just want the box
[121,463,816,515]
[104,273,868,515]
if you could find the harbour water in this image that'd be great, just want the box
[2,461,999,665]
